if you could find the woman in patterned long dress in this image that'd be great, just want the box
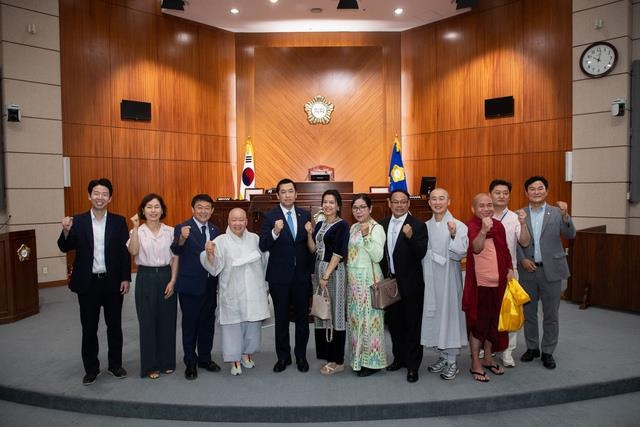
[305,189,349,375]
[347,193,388,377]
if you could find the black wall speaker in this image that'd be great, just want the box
[484,96,514,118]
[120,100,151,121]
[419,176,437,197]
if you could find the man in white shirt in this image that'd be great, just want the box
[489,179,531,367]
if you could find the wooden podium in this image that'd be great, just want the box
[0,230,39,323]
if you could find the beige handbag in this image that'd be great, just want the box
[371,277,401,309]
[310,286,331,320]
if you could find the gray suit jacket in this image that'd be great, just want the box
[516,204,576,282]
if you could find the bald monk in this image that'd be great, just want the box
[200,208,270,376]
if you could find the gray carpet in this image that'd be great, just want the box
[0,285,638,423]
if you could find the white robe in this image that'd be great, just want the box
[420,211,469,350]
[200,227,270,325]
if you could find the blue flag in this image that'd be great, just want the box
[388,136,407,192]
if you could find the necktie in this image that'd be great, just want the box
[286,211,296,238]
[201,225,207,240]
[390,219,401,249]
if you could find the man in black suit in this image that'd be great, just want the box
[380,189,428,383]
[259,178,313,373]
[57,178,131,386]
[171,194,221,380]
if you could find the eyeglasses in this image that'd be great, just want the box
[390,200,408,205]
[352,205,369,211]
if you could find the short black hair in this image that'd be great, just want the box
[351,193,372,208]
[524,176,548,191]
[389,189,410,200]
[190,194,214,208]
[87,178,113,196]
[139,193,167,220]
[489,179,512,193]
[321,189,342,217]
[276,178,296,193]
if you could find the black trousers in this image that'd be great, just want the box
[77,276,124,375]
[178,277,217,366]
[269,280,310,361]
[135,266,177,376]
[315,329,346,365]
[386,293,423,371]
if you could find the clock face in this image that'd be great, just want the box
[580,42,617,77]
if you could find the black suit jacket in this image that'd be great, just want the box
[57,211,131,294]
[379,213,428,297]
[170,218,220,296]
[259,206,312,284]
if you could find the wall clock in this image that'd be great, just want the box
[579,41,617,78]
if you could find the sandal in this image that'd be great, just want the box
[470,369,490,382]
[320,362,344,375]
[148,371,160,379]
[483,363,504,375]
[163,369,174,374]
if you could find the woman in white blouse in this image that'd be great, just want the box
[127,193,178,379]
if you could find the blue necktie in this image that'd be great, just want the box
[286,211,296,238]
[201,225,207,239]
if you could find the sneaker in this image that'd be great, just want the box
[107,367,127,379]
[230,361,242,376]
[82,372,99,385]
[427,357,447,373]
[440,362,459,380]
[502,356,516,368]
[241,354,255,369]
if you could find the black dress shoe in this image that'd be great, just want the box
[107,367,127,379]
[296,358,309,372]
[357,367,379,377]
[198,361,221,372]
[82,372,98,386]
[541,353,556,369]
[386,360,404,371]
[185,365,197,380]
[407,370,419,383]
[520,348,541,362]
[273,358,292,373]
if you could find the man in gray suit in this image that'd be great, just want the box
[517,176,576,369]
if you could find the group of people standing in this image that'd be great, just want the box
[58,175,575,386]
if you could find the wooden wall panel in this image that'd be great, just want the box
[402,0,571,211]
[61,0,236,225]
[60,0,111,126]
[236,33,401,192]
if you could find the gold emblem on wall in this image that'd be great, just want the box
[17,244,31,262]
[304,95,334,125]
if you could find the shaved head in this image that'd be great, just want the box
[228,208,248,236]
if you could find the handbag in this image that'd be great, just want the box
[498,277,531,332]
[310,286,333,342]
[370,277,401,309]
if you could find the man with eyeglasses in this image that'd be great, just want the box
[380,189,428,383]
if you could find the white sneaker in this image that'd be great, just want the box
[427,357,448,373]
[230,361,242,376]
[440,362,459,380]
[502,356,516,368]
[241,354,255,369]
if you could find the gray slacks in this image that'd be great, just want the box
[520,267,562,354]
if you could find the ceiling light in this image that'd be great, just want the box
[269,0,279,3]
[161,0,184,11]
[337,0,359,10]
[394,8,404,15]
[230,8,239,14]
[310,8,322,13]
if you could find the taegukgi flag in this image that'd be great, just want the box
[388,135,408,192]
[239,137,255,199]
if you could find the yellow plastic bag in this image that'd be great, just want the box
[498,278,531,332]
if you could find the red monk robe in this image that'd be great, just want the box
[462,215,512,352]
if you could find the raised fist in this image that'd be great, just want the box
[481,217,493,233]
[61,216,73,232]
[305,221,313,234]
[447,221,456,236]
[516,209,527,224]
[402,224,413,239]
[274,219,284,235]
[130,213,140,228]
[180,225,191,240]
[360,222,370,237]
[556,201,568,216]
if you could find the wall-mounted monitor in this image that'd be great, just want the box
[419,176,436,197]
[121,100,151,121]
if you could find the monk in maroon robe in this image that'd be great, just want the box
[463,193,513,382]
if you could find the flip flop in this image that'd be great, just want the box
[483,363,505,375]
[470,369,490,382]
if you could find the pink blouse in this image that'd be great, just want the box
[127,223,176,267]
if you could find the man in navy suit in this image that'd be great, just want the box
[259,179,313,373]
[379,189,428,383]
[171,194,221,380]
[57,178,131,386]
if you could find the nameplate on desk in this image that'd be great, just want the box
[410,195,422,200]
[216,197,232,201]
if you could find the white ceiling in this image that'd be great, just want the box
[162,0,469,33]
